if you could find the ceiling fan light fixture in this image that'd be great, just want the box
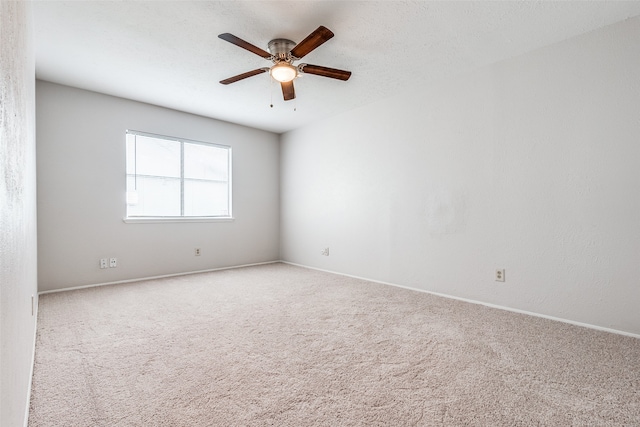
[270,62,297,83]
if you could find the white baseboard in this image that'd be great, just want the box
[37,259,640,340]
[281,261,640,340]
[38,261,280,295]
[24,294,38,427]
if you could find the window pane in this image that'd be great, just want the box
[184,143,228,181]
[126,134,136,175]
[127,175,180,217]
[131,135,181,178]
[184,179,229,216]
[126,131,231,218]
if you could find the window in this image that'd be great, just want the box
[126,131,231,219]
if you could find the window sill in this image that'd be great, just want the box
[123,217,235,224]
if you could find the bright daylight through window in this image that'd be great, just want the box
[126,131,231,219]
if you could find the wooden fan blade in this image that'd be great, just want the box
[299,64,352,81]
[281,81,295,101]
[290,26,334,59]
[218,33,272,59]
[220,68,268,85]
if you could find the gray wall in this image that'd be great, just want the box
[37,82,280,291]
[1,2,38,426]
[280,17,640,335]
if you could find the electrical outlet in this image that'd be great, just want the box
[109,258,117,268]
[195,248,201,256]
[321,247,329,256]
[100,258,108,269]
[495,269,505,282]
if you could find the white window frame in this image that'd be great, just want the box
[124,130,233,223]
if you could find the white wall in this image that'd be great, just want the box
[37,81,280,291]
[1,2,38,426]
[281,17,640,335]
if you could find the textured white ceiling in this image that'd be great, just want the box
[33,1,640,134]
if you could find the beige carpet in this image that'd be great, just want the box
[29,263,639,426]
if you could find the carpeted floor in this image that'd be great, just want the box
[29,263,640,426]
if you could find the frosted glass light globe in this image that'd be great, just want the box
[270,63,297,82]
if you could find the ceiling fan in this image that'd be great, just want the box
[218,26,352,101]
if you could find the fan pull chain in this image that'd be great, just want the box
[293,81,297,111]
[269,76,274,108]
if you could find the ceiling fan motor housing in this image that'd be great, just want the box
[268,38,296,60]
